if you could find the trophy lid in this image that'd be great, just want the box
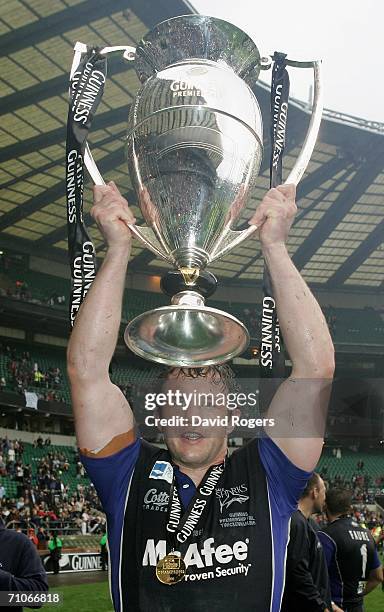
[134,14,261,88]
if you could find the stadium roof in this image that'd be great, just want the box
[0,0,383,293]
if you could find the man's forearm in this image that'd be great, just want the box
[262,243,334,376]
[67,243,130,380]
[364,577,382,595]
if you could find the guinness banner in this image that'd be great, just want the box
[66,48,106,327]
[259,52,290,408]
[41,552,103,573]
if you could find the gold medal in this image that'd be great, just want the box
[156,553,186,585]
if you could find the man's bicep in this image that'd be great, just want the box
[368,544,382,572]
[70,376,134,452]
[265,375,331,471]
[368,565,383,582]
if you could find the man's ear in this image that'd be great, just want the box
[154,408,163,434]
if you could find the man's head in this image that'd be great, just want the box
[325,488,352,519]
[157,365,238,471]
[300,472,326,514]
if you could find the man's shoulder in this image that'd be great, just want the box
[0,528,30,548]
[229,437,261,462]
[134,439,172,472]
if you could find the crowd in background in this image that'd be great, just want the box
[319,457,384,504]
[0,436,105,544]
[0,343,65,402]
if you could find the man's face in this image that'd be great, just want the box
[159,373,231,470]
[313,477,326,513]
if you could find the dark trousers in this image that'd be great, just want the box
[100,545,108,571]
[51,551,61,574]
[344,605,364,612]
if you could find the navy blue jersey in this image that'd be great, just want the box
[0,521,48,612]
[318,516,381,608]
[81,436,311,612]
[281,511,331,611]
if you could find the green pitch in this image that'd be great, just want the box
[43,579,383,611]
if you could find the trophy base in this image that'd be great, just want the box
[124,291,249,367]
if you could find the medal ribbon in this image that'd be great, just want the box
[166,461,225,551]
[66,48,107,328]
[259,52,290,408]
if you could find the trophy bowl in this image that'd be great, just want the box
[124,15,263,366]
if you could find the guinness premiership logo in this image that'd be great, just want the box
[170,80,202,97]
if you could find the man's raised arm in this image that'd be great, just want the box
[67,182,136,455]
[250,185,335,471]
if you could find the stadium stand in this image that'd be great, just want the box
[317,449,384,503]
[1,262,384,344]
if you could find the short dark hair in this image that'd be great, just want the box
[326,488,352,515]
[300,472,321,499]
[157,364,240,394]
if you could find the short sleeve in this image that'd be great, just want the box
[80,438,141,514]
[370,544,382,571]
[258,436,312,516]
[318,530,337,569]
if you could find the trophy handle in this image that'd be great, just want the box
[70,42,170,262]
[210,59,323,263]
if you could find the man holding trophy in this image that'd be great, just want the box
[67,181,334,612]
[66,15,334,612]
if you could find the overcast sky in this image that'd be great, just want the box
[192,0,383,124]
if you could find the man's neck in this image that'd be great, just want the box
[328,512,347,523]
[176,449,227,487]
[298,499,314,519]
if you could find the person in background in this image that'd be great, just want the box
[36,527,48,550]
[100,530,108,571]
[319,488,383,612]
[281,473,343,612]
[0,516,48,610]
[28,527,38,548]
[47,532,62,575]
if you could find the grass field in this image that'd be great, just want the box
[42,579,383,611]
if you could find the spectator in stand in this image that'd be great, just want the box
[34,370,44,387]
[36,527,48,550]
[0,454,6,475]
[28,527,38,548]
[81,510,89,535]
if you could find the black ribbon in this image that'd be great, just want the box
[166,461,225,551]
[259,53,290,407]
[66,48,107,327]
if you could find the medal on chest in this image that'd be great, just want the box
[156,553,187,584]
[154,460,225,584]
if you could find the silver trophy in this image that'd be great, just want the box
[70,15,323,367]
